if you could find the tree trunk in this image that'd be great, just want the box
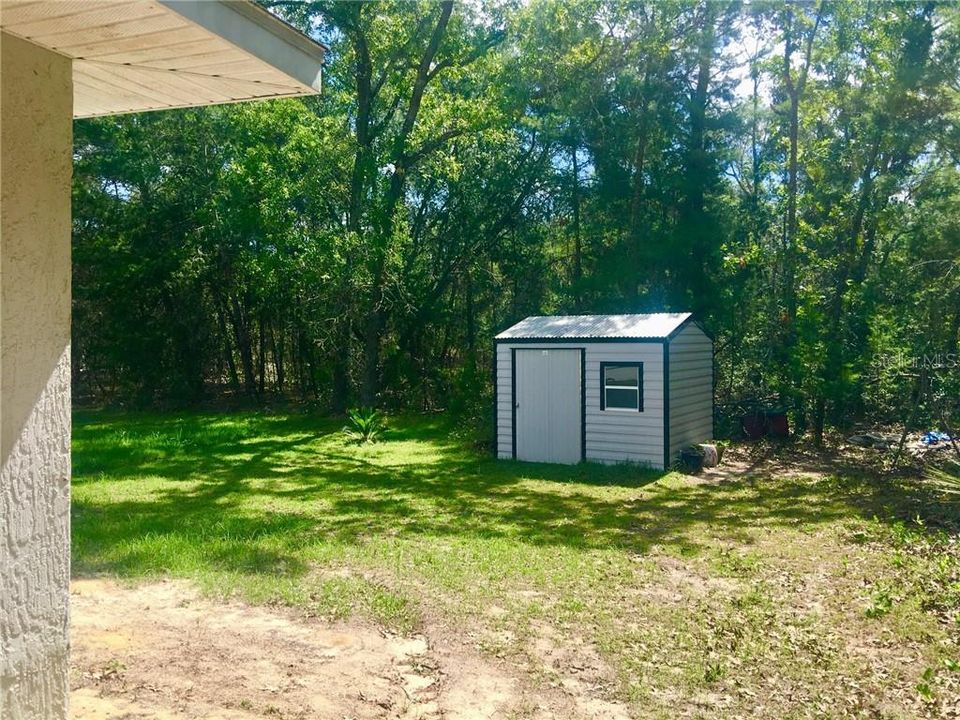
[332,3,376,412]
[818,141,880,434]
[229,295,257,398]
[682,1,716,313]
[949,297,960,356]
[465,266,477,374]
[570,140,583,310]
[358,0,454,406]
[627,94,650,305]
[784,88,800,339]
[215,297,240,392]
[781,19,802,424]
[360,306,382,407]
[270,321,285,394]
[257,312,266,397]
[780,4,821,428]
[331,322,350,412]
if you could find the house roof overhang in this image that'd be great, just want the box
[0,0,326,118]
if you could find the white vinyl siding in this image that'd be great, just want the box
[585,343,663,467]
[495,343,513,458]
[668,323,714,459]
[496,341,665,468]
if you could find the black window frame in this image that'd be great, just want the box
[600,361,644,412]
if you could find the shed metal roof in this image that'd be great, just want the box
[496,313,693,340]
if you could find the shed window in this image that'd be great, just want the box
[601,362,643,411]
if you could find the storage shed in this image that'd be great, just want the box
[494,313,713,469]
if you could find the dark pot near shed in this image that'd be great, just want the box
[679,448,705,474]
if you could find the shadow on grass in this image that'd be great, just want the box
[71,410,960,583]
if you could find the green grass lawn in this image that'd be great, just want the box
[72,410,960,718]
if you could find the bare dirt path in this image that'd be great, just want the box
[70,579,635,720]
[70,578,520,720]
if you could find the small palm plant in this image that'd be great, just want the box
[342,407,387,444]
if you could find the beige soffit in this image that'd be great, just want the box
[0,0,326,118]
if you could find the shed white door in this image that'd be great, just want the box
[515,349,582,464]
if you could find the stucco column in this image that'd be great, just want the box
[1,33,73,720]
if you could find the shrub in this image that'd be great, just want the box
[343,407,387,444]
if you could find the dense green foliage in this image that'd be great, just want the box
[72,1,960,439]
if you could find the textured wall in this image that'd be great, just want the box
[1,32,73,720]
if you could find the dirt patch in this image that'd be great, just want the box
[699,439,893,482]
[650,555,741,598]
[70,578,516,720]
[524,621,632,720]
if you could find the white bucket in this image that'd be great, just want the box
[699,443,719,468]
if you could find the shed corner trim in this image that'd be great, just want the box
[510,347,517,459]
[662,338,670,471]
[580,349,586,463]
